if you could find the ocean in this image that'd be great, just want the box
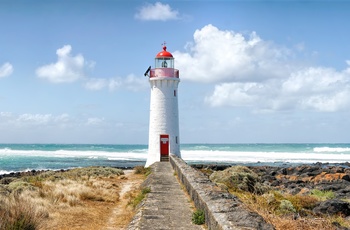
[1,143,350,174]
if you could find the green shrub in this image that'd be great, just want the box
[134,166,152,176]
[192,210,205,225]
[209,166,268,194]
[8,181,36,194]
[311,189,335,201]
[128,187,151,208]
[278,200,296,214]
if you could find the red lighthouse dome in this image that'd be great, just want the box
[156,46,173,58]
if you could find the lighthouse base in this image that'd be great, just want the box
[160,155,169,162]
[145,152,181,168]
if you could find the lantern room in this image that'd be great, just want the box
[147,44,179,79]
[155,46,174,69]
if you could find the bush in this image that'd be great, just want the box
[209,166,268,194]
[278,200,296,214]
[134,166,152,176]
[311,189,335,201]
[0,195,47,230]
[192,210,205,225]
[128,187,151,209]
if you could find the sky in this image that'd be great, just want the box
[1,0,350,144]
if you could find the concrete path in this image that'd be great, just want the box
[129,162,203,230]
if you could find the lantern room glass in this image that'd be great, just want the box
[155,58,174,68]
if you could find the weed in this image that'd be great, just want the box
[134,166,152,176]
[192,210,205,225]
[0,195,47,230]
[142,187,151,195]
[128,187,151,209]
[310,189,335,201]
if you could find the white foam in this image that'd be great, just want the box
[0,148,148,160]
[2,147,350,165]
[181,150,350,163]
[313,147,350,153]
[0,170,12,175]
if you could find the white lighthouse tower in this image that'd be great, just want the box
[145,44,181,167]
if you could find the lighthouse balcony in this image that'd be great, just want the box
[150,68,179,78]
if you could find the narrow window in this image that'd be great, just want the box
[176,136,178,144]
[174,90,177,97]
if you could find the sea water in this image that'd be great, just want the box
[1,143,350,174]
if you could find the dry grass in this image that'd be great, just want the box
[0,166,145,230]
[206,165,350,230]
[0,194,48,230]
[232,189,349,230]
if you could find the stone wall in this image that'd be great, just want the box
[170,154,274,230]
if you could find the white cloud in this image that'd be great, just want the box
[174,24,293,83]
[135,2,179,21]
[0,112,72,126]
[36,45,87,83]
[0,62,13,78]
[205,66,350,112]
[86,117,104,126]
[17,113,53,125]
[0,112,109,128]
[175,24,350,112]
[84,74,148,92]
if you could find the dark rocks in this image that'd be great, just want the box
[313,199,350,216]
[242,164,350,200]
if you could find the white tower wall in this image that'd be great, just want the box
[145,77,181,167]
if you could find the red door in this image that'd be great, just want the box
[160,134,169,156]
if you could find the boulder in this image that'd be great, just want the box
[313,199,350,216]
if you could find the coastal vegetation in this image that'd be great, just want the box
[0,166,145,230]
[205,165,350,230]
[192,209,205,225]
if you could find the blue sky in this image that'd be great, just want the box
[1,0,350,144]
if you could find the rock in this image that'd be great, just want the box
[0,177,15,185]
[313,199,350,216]
[332,221,350,230]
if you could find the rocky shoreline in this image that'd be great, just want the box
[192,162,350,227]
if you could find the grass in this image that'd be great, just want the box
[0,195,48,230]
[192,210,205,225]
[234,188,349,229]
[310,189,336,201]
[0,166,127,229]
[232,190,340,229]
[207,166,350,230]
[127,187,151,209]
[134,166,152,177]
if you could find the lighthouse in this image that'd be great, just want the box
[144,44,181,167]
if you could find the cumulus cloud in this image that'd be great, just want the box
[205,65,350,112]
[84,74,148,92]
[135,2,179,21]
[0,62,13,78]
[174,24,292,83]
[174,24,350,112]
[36,45,88,83]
